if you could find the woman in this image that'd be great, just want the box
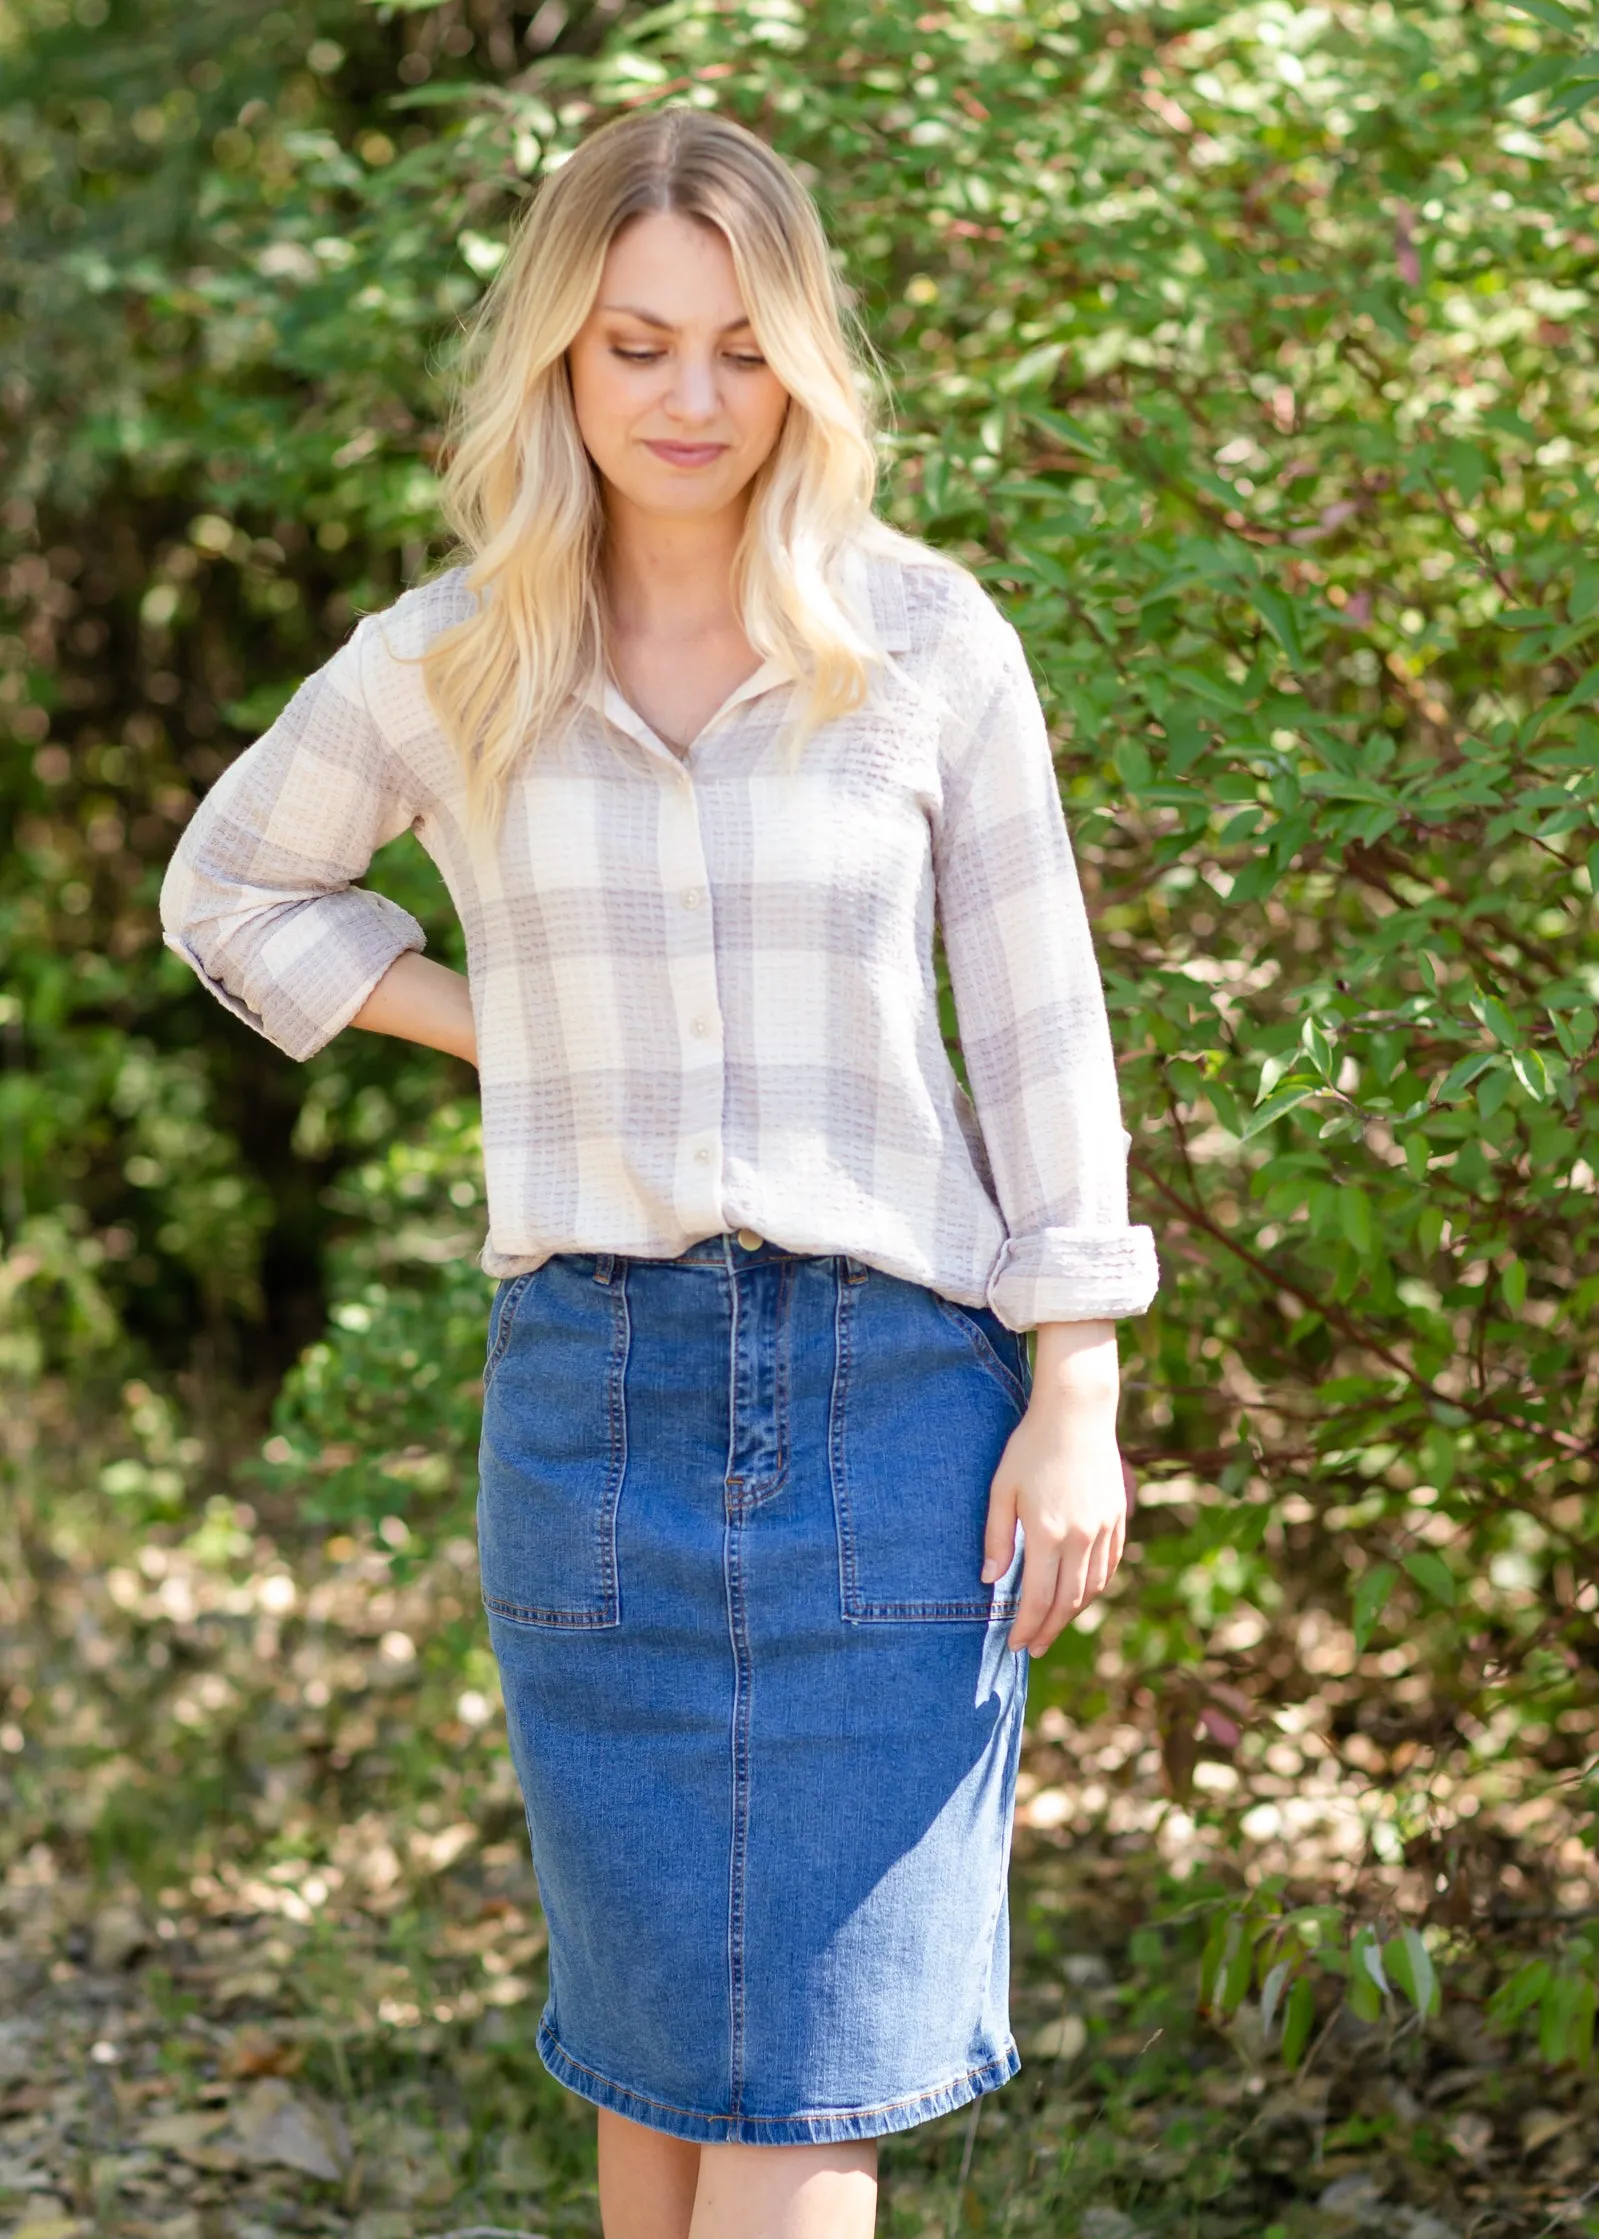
[160,107,1158,2239]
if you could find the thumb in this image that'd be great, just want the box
[981,1476,1018,1583]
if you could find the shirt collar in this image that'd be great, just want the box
[584,538,912,750]
[594,656,788,758]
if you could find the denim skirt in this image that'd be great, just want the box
[476,1230,1031,2145]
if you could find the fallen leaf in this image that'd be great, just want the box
[1081,2211,1142,2239]
[135,2111,229,2153]
[1027,2013,1088,2060]
[1520,2107,1579,2155]
[230,2077,351,2182]
[1318,2172,1388,2224]
[219,2027,305,2080]
[213,1968,283,2006]
[10,2205,82,2239]
[1444,2109,1494,2162]
[182,2144,246,2173]
[110,2075,172,2114]
[90,1903,149,1971]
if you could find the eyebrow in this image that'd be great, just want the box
[598,303,756,334]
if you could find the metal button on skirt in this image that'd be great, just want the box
[476,1233,1031,2146]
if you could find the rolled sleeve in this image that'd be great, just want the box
[158,615,426,1062]
[934,614,1159,1330]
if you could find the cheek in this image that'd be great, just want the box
[744,379,791,459]
[568,352,630,462]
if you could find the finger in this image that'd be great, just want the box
[981,1478,1019,1584]
[1108,1510,1127,1581]
[1034,1550,1095,1656]
[1053,1529,1094,1624]
[1081,1526,1116,1609]
[1007,1545,1060,1651]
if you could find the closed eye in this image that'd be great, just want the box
[609,347,768,368]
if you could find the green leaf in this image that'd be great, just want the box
[1540,1972,1577,2066]
[1261,1958,1292,2039]
[1402,1550,1457,1608]
[1208,1082,1243,1136]
[1301,1016,1337,1078]
[1198,1919,1228,2012]
[1506,55,1577,99]
[1502,1255,1529,1314]
[1472,994,1520,1046]
[1477,1067,1514,1120]
[1280,1975,1317,2067]
[1220,1918,1254,2015]
[1353,1563,1397,1655]
[1509,1048,1550,1101]
[1026,405,1112,462]
[1491,1959,1552,2028]
[1338,1188,1374,1255]
[1346,1926,1390,2023]
[1242,1083,1322,1138]
[1503,0,1581,31]
[1437,1052,1499,1102]
[1257,1051,1297,1101]
[1252,585,1309,672]
[1386,1927,1441,2019]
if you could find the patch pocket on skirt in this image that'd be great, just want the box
[477,1257,630,1630]
[929,1293,1033,1415]
[830,1270,1026,1624]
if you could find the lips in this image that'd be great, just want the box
[644,441,728,468]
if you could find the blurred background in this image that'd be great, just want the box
[2,1,1598,2233]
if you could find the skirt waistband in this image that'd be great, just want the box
[586,1233,868,1283]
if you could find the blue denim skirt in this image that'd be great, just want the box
[477,1231,1031,2145]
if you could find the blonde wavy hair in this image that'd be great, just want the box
[420,105,896,828]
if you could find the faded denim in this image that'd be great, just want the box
[478,1231,1031,2145]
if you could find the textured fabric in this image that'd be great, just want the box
[480,1232,1029,2142]
[159,535,1159,1329]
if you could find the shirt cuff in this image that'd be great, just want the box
[164,890,427,1062]
[986,1226,1161,1331]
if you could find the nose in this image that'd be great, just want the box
[665,352,719,424]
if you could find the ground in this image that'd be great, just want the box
[2,1490,1595,2239]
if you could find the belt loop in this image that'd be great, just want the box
[593,1254,616,1285]
[843,1255,869,1285]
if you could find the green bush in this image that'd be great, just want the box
[4,0,1598,2061]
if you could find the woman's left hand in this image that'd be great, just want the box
[980,1319,1129,1655]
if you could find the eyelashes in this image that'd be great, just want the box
[609,348,768,369]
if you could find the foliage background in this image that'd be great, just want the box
[2,0,1598,2232]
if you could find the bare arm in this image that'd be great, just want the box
[349,951,477,1066]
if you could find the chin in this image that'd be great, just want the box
[635,476,746,514]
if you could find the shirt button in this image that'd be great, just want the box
[689,1015,710,1038]
[694,1145,712,1163]
[681,888,703,909]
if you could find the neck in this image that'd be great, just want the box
[601,489,749,637]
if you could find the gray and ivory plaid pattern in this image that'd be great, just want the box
[159,540,1158,1329]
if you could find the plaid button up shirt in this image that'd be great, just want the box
[159,538,1159,1330]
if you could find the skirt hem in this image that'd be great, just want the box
[535,2015,1021,2144]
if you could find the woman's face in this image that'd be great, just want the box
[567,209,791,524]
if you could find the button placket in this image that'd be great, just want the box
[659,766,726,1219]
